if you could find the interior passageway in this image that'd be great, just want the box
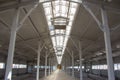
[38,69,92,80]
[0,0,120,80]
[40,69,76,80]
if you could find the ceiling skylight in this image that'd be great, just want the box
[42,0,78,64]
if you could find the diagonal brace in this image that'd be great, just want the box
[16,3,39,31]
[82,3,105,32]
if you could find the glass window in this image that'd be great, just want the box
[13,64,27,68]
[114,64,118,70]
[0,63,5,69]
[118,63,120,70]
[82,66,84,69]
[104,65,107,69]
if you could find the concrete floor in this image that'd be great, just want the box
[39,70,92,80]
[11,70,93,80]
[40,69,76,80]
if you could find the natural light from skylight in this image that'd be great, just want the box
[42,0,79,64]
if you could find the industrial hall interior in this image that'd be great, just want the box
[0,0,120,80]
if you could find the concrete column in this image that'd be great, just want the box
[5,8,20,80]
[79,42,83,80]
[72,52,74,77]
[45,52,48,77]
[101,7,115,80]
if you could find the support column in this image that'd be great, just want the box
[26,61,29,74]
[65,56,67,72]
[5,8,20,80]
[36,43,41,80]
[36,43,45,80]
[51,58,53,73]
[98,60,101,76]
[77,63,79,71]
[84,62,87,72]
[69,54,71,75]
[79,42,83,80]
[90,61,92,73]
[101,7,115,80]
[72,51,74,77]
[45,52,48,77]
[36,42,45,80]
[50,58,53,73]
[48,58,51,75]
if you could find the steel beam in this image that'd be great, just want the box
[101,7,115,80]
[70,37,79,50]
[66,48,72,57]
[110,23,120,31]
[4,8,20,80]
[83,0,120,13]
[41,0,120,14]
[23,8,41,38]
[0,0,39,12]
[0,0,119,14]
[17,3,39,31]
[82,4,104,32]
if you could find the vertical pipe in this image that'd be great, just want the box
[101,7,115,80]
[4,8,20,80]
[45,52,48,77]
[72,51,74,77]
[36,43,41,80]
[79,42,83,80]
